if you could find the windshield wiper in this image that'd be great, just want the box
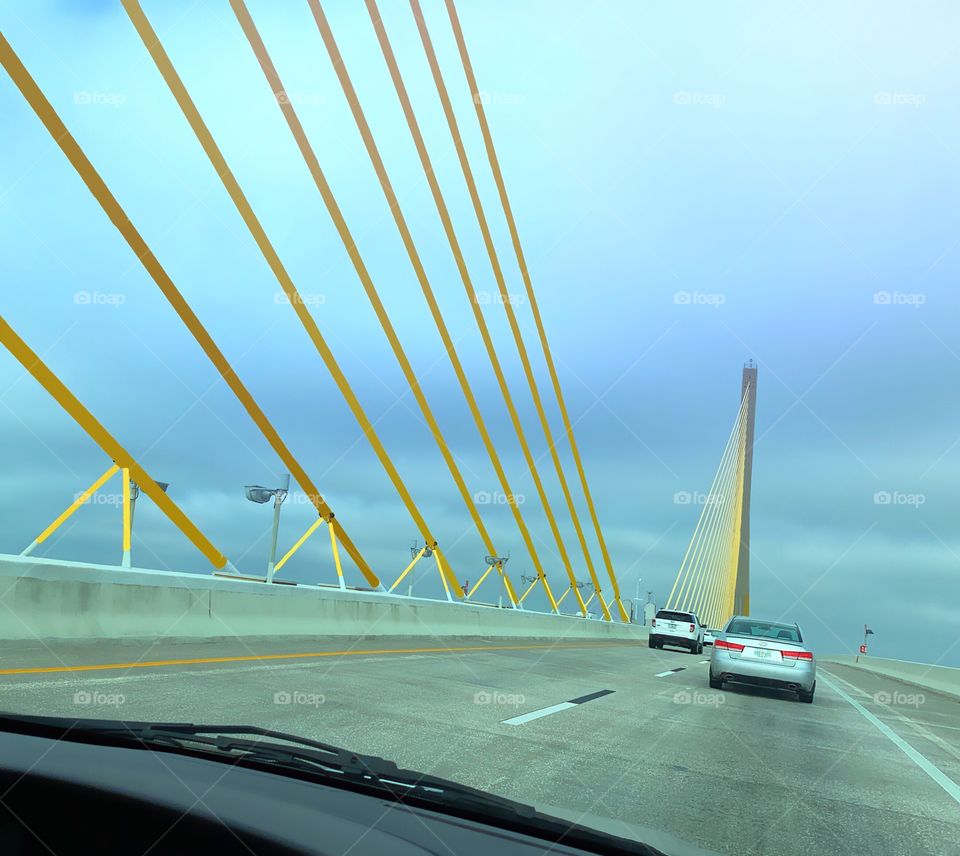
[92,721,529,808]
[0,713,665,854]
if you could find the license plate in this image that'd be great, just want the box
[667,623,677,630]
[744,646,782,662]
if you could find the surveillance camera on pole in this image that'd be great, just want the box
[244,473,290,582]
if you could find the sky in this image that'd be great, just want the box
[1,1,959,665]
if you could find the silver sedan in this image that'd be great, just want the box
[709,616,816,703]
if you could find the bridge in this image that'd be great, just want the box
[1,4,958,855]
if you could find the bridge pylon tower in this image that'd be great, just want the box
[664,362,758,629]
[733,361,757,616]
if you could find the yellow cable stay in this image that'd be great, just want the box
[229,0,529,607]
[358,0,597,616]
[120,0,464,596]
[441,0,628,621]
[294,0,573,612]
[666,387,750,629]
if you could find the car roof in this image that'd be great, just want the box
[727,616,802,631]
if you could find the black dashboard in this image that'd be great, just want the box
[0,724,661,855]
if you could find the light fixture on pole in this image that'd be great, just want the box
[122,475,169,568]
[127,478,169,538]
[407,540,434,596]
[484,554,510,607]
[633,577,643,624]
[244,473,290,582]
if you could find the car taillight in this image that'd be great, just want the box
[651,619,656,627]
[689,624,695,633]
[782,650,813,660]
[714,639,745,652]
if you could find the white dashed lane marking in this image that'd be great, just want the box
[656,667,687,677]
[502,690,615,725]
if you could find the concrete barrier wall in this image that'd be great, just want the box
[0,555,648,643]
[823,654,960,701]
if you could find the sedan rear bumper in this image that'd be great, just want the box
[710,650,815,693]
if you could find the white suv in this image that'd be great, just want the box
[650,609,704,655]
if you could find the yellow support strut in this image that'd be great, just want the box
[434,549,454,603]
[328,520,346,591]
[390,547,427,594]
[466,564,495,600]
[273,517,325,575]
[21,464,119,556]
[519,577,539,604]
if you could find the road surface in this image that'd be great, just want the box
[1,636,958,855]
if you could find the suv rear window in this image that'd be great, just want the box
[656,611,694,622]
[726,619,801,644]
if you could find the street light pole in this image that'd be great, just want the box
[634,578,642,624]
[244,474,290,582]
[408,541,433,597]
[265,474,290,583]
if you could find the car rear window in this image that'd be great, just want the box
[726,619,801,643]
[656,611,693,622]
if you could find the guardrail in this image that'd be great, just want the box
[0,555,648,643]
[822,654,960,701]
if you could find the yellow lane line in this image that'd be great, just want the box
[0,641,639,676]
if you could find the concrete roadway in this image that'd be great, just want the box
[1,636,958,856]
